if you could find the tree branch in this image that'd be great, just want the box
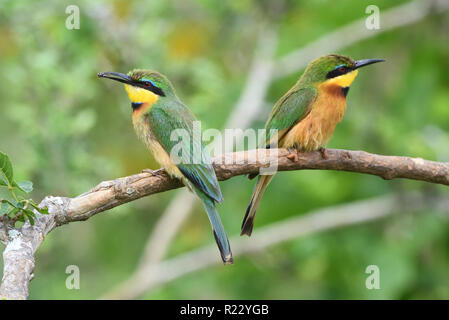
[214,148,449,186]
[0,148,448,299]
[44,148,449,225]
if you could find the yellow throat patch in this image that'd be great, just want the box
[324,69,359,87]
[125,84,159,105]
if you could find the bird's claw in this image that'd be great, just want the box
[286,148,299,162]
[319,147,328,160]
[142,168,164,175]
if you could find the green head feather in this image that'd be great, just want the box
[127,69,176,97]
[299,54,356,85]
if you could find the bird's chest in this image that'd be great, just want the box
[132,110,154,145]
[283,85,347,151]
[132,113,184,179]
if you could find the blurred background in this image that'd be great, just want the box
[1,0,449,299]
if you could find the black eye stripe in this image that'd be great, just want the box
[137,81,166,97]
[150,86,166,97]
[326,65,352,79]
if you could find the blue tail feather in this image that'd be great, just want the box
[200,193,233,264]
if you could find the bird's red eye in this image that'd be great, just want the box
[339,66,346,72]
[144,81,151,87]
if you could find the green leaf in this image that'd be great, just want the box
[7,207,19,219]
[29,201,49,215]
[27,214,34,225]
[17,214,25,222]
[0,201,11,215]
[0,151,14,187]
[24,210,35,225]
[0,173,7,186]
[24,209,35,217]
[1,199,16,207]
[16,180,33,193]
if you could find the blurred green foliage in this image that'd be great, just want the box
[0,0,448,299]
[0,151,48,225]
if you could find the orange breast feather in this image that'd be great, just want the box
[281,83,347,151]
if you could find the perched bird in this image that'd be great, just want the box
[98,70,233,264]
[242,54,384,236]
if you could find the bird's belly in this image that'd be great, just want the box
[281,87,347,151]
[133,116,184,179]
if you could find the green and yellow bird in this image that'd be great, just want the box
[242,54,384,236]
[98,70,233,264]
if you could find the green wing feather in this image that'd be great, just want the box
[147,100,232,263]
[148,100,223,203]
[242,86,318,235]
[264,86,317,147]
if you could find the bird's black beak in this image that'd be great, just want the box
[353,59,385,70]
[97,72,134,85]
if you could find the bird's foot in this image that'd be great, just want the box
[141,168,164,175]
[319,147,328,160]
[286,148,299,162]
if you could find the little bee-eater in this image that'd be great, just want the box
[242,54,384,236]
[98,70,233,264]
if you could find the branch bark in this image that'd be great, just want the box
[0,148,448,299]
[36,148,449,224]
